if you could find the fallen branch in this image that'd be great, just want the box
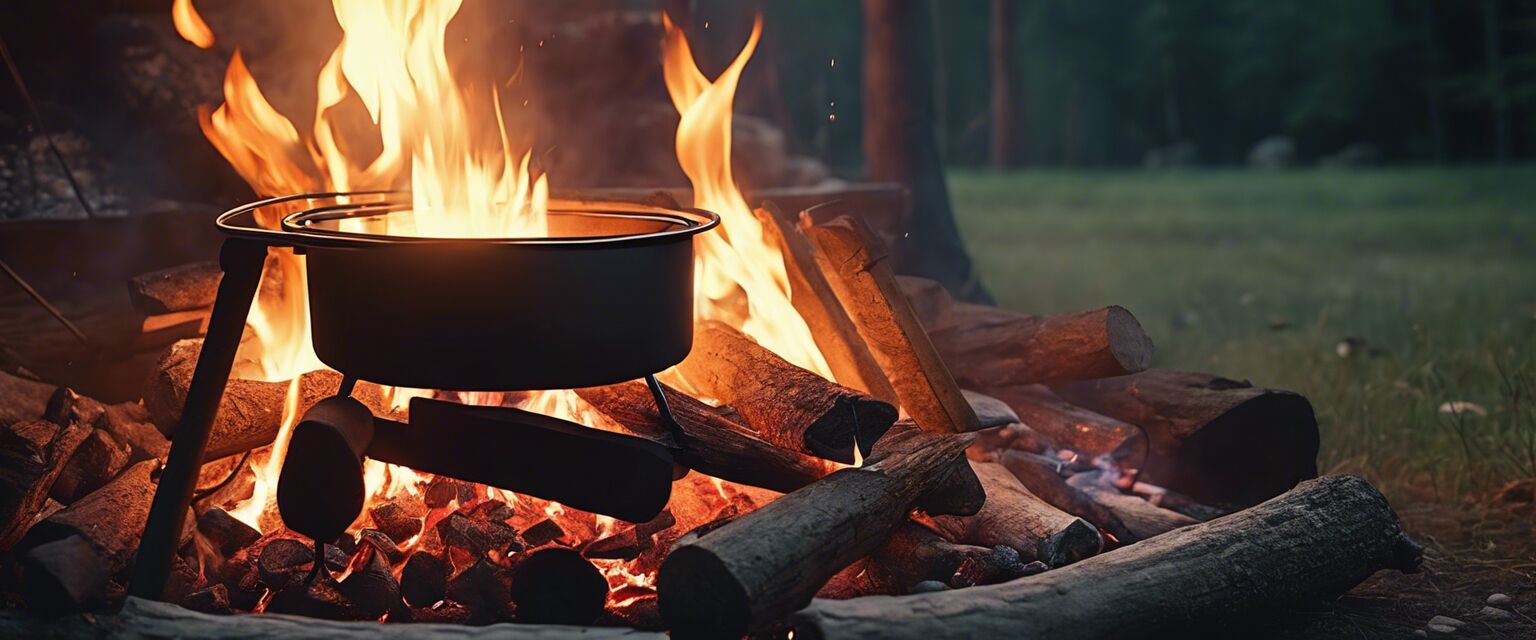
[790,475,1421,640]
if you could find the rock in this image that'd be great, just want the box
[1247,136,1295,170]
[1479,606,1512,620]
[1428,615,1465,628]
[1427,623,1457,634]
[910,580,950,594]
[1488,593,1513,606]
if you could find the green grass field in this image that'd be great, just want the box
[949,167,1536,501]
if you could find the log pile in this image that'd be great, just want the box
[0,194,1408,640]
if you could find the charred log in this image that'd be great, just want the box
[1066,471,1199,541]
[0,419,88,547]
[790,476,1421,640]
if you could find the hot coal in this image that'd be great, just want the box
[196,508,260,557]
[368,503,422,543]
[400,552,450,608]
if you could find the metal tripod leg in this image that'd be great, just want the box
[643,373,686,441]
[129,238,268,599]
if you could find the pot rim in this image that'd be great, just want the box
[217,190,720,250]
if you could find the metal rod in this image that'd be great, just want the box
[644,373,686,442]
[0,32,97,218]
[336,375,358,399]
[129,238,268,599]
[0,255,90,346]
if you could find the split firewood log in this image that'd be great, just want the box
[49,428,131,504]
[0,419,89,547]
[21,460,193,580]
[790,475,1422,640]
[752,206,898,402]
[930,460,1101,567]
[1053,369,1319,507]
[1066,471,1199,541]
[987,384,1146,465]
[804,215,979,434]
[145,339,390,460]
[675,321,897,464]
[871,523,1035,591]
[575,380,830,492]
[995,450,1135,543]
[900,276,1154,385]
[128,261,221,315]
[656,422,981,639]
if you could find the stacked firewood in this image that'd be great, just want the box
[0,201,1420,639]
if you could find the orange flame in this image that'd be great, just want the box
[172,0,215,49]
[662,15,832,380]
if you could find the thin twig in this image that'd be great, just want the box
[0,31,96,218]
[0,256,91,346]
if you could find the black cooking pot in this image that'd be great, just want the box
[216,192,719,390]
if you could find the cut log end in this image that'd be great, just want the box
[1104,305,1154,374]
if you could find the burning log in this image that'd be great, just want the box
[128,261,221,315]
[339,550,404,619]
[368,503,423,545]
[871,523,1034,591]
[931,461,1102,567]
[0,419,88,547]
[804,216,979,434]
[789,475,1422,640]
[575,380,828,492]
[655,422,981,639]
[446,558,513,624]
[195,507,260,557]
[401,552,450,608]
[675,321,897,463]
[1052,370,1320,507]
[988,384,1146,464]
[751,206,898,402]
[509,548,608,625]
[145,339,390,461]
[115,596,667,638]
[899,276,1154,386]
[1066,471,1199,541]
[996,451,1135,543]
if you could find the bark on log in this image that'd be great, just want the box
[988,384,1146,465]
[931,460,1101,567]
[109,596,665,639]
[0,419,88,548]
[996,450,1134,543]
[1053,370,1320,507]
[22,460,192,578]
[49,427,131,504]
[752,206,898,403]
[0,369,56,427]
[1066,471,1198,541]
[675,321,896,464]
[145,339,390,461]
[656,423,980,639]
[128,261,222,315]
[805,215,979,434]
[575,381,829,493]
[901,276,1154,386]
[790,475,1422,640]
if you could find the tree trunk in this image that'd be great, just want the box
[989,0,1019,169]
[862,0,992,303]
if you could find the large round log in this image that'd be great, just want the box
[1052,369,1319,507]
[789,475,1421,640]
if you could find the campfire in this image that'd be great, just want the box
[0,2,1422,639]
